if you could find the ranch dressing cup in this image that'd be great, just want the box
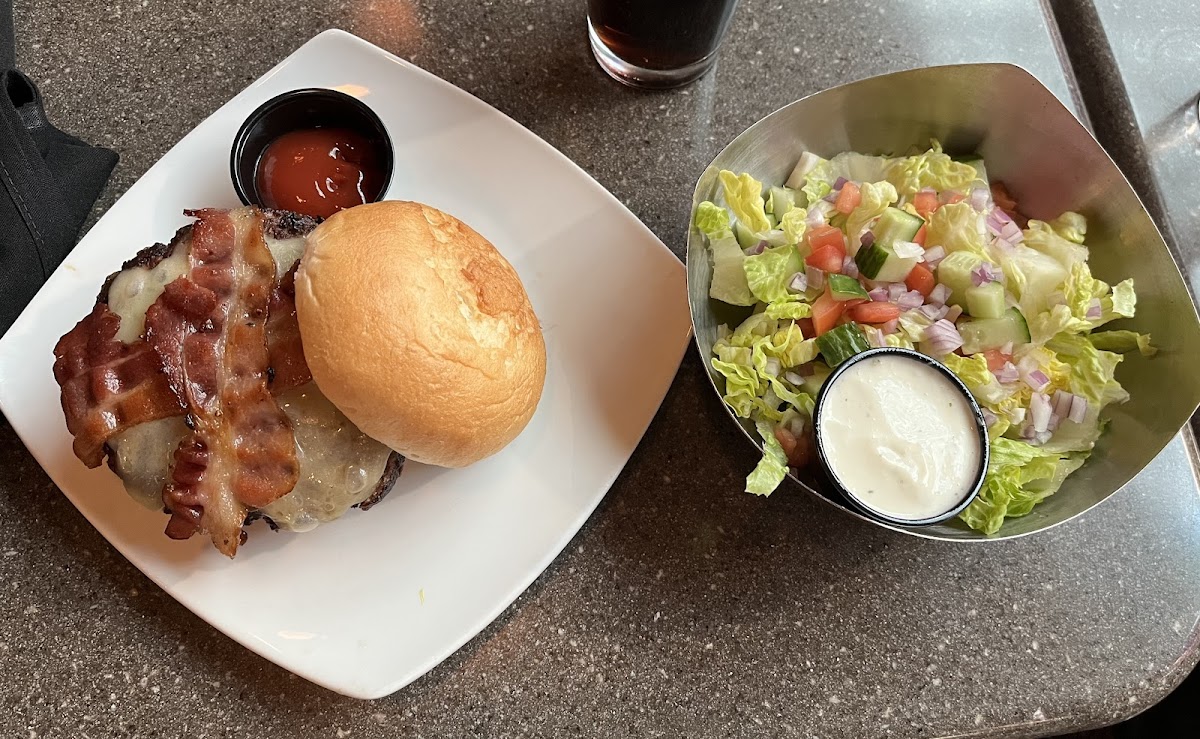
[812,348,989,526]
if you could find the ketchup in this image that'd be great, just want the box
[256,128,384,219]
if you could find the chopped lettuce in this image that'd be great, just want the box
[884,141,978,196]
[708,234,755,306]
[765,299,814,321]
[925,202,989,259]
[1047,332,1129,409]
[799,158,834,208]
[959,438,1087,535]
[1089,330,1156,357]
[846,181,899,247]
[746,420,790,496]
[744,245,804,304]
[780,208,808,245]
[1024,218,1088,269]
[718,170,772,235]
[694,200,732,239]
[1049,211,1087,244]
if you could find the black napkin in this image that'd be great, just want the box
[1,0,118,335]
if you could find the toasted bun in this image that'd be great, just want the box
[294,201,546,467]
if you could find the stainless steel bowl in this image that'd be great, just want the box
[686,63,1200,540]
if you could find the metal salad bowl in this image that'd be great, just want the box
[686,63,1200,540]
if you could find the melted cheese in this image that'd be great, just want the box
[107,234,306,344]
[108,383,394,531]
[104,228,392,532]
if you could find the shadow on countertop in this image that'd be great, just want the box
[1059,663,1199,737]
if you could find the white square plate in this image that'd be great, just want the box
[0,29,690,699]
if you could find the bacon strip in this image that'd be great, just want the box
[53,304,183,467]
[145,209,299,556]
[265,266,312,393]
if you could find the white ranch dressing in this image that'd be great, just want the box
[818,354,981,521]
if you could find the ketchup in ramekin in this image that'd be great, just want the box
[231,88,393,220]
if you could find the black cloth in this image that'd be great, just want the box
[1,0,117,334]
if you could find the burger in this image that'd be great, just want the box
[53,202,546,557]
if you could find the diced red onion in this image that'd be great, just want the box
[1086,298,1102,320]
[842,255,860,278]
[783,370,806,386]
[944,304,963,322]
[991,235,1017,254]
[860,230,875,248]
[823,191,839,203]
[1050,390,1073,430]
[788,272,808,293]
[1000,221,1022,242]
[923,319,964,356]
[806,265,825,291]
[1000,341,1014,355]
[763,358,781,377]
[994,362,1020,384]
[833,177,848,190]
[928,283,951,306]
[981,408,998,428]
[896,290,925,310]
[864,326,886,348]
[1030,392,1052,433]
[922,245,946,267]
[919,303,949,320]
[869,286,889,302]
[1023,369,1051,393]
[745,240,767,256]
[893,241,924,259]
[971,262,1002,287]
[807,202,834,229]
[887,283,905,301]
[881,319,899,335]
[989,207,1014,227]
[1068,394,1089,423]
[969,187,990,211]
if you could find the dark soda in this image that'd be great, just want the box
[588,0,739,72]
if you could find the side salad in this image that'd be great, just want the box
[695,141,1154,534]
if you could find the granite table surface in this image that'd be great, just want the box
[3,1,1200,737]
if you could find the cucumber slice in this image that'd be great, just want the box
[816,323,871,367]
[734,221,759,249]
[965,281,1005,319]
[828,274,870,302]
[767,186,796,218]
[872,207,924,248]
[959,308,1031,354]
[936,250,985,307]
[855,242,919,281]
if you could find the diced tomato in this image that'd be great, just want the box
[842,297,867,310]
[912,223,928,246]
[807,224,846,253]
[848,301,902,324]
[774,426,814,468]
[834,182,861,214]
[811,287,846,336]
[991,181,1018,213]
[904,263,936,297]
[796,317,815,339]
[981,349,1011,372]
[942,191,965,205]
[913,190,939,218]
[805,244,845,273]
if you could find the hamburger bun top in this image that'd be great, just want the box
[295,201,546,467]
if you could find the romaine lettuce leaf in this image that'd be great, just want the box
[708,235,756,305]
[694,201,732,239]
[959,438,1087,535]
[718,170,772,235]
[747,420,789,496]
[744,245,804,304]
[884,141,977,196]
[1049,211,1087,244]
[1047,332,1129,409]
[926,202,989,259]
[1024,219,1088,269]
[780,208,808,245]
[1088,330,1156,357]
[765,299,813,321]
[846,181,899,246]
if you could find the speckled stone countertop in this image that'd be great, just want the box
[4,1,1200,737]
